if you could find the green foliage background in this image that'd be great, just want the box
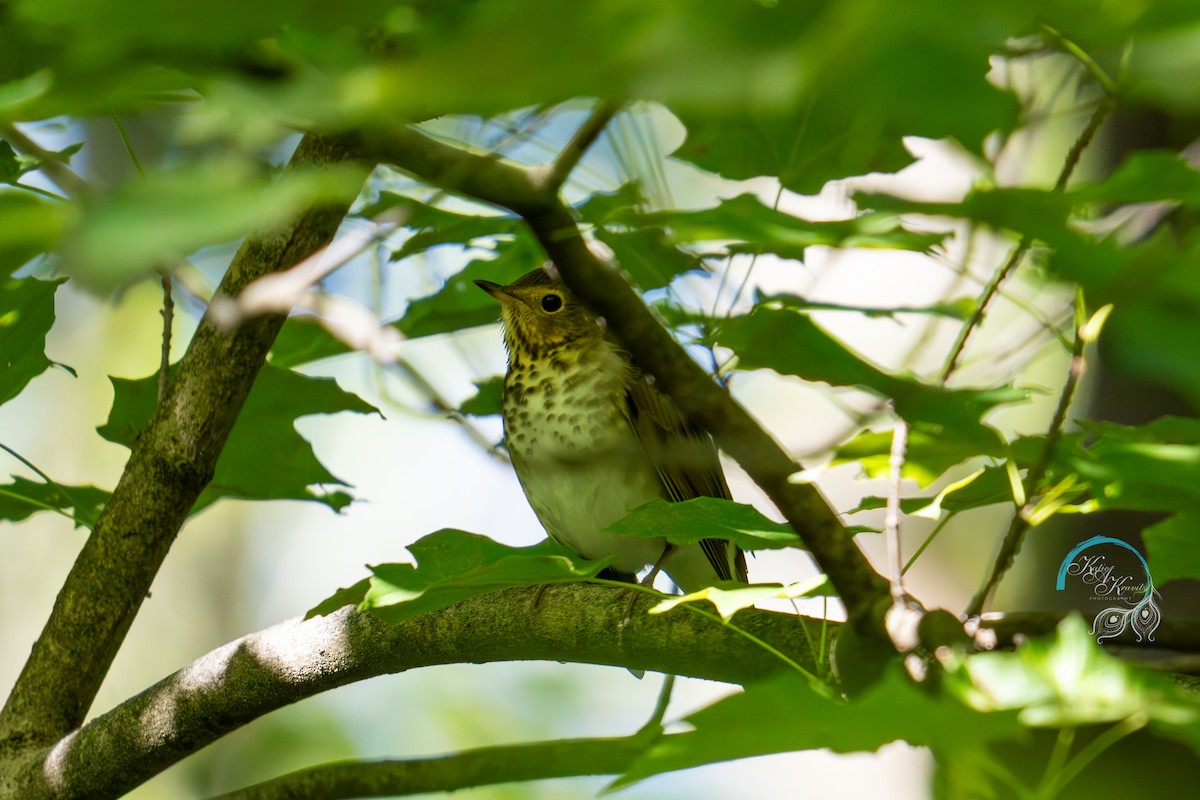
[3,0,1200,798]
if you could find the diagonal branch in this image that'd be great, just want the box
[0,135,371,751]
[4,586,826,799]
[207,736,647,800]
[358,124,890,621]
[540,99,619,193]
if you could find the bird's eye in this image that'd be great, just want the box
[541,293,564,313]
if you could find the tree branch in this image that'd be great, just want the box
[207,736,647,800]
[4,586,827,799]
[541,100,618,193]
[358,124,890,621]
[0,135,371,751]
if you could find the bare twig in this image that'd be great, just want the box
[156,271,174,404]
[966,291,1091,616]
[939,96,1113,383]
[542,100,618,193]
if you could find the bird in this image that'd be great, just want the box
[475,264,746,593]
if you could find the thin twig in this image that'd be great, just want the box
[884,415,909,602]
[966,290,1090,616]
[939,96,1113,384]
[542,100,619,193]
[157,271,174,405]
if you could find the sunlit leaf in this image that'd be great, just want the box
[650,576,832,621]
[605,497,802,551]
[362,529,610,622]
[849,465,1014,519]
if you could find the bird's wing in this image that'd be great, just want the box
[624,377,747,582]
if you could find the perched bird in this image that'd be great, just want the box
[476,265,746,592]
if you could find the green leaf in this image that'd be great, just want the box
[459,375,503,417]
[616,195,945,261]
[592,226,701,290]
[0,276,66,406]
[650,576,832,621]
[605,497,802,552]
[305,577,371,619]
[0,191,68,277]
[950,615,1197,729]
[97,363,379,513]
[394,234,542,338]
[362,529,610,623]
[614,668,1021,789]
[1144,512,1200,586]
[269,316,352,369]
[717,306,1021,452]
[1073,150,1200,208]
[0,475,110,529]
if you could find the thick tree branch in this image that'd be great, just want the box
[0,135,371,752]
[208,736,646,800]
[4,586,827,799]
[359,124,890,621]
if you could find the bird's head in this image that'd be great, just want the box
[475,266,604,359]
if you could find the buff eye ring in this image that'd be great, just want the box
[541,293,564,313]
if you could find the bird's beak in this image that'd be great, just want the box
[474,280,518,306]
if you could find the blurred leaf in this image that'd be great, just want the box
[98,363,378,513]
[614,668,1021,789]
[1073,150,1200,207]
[459,375,503,417]
[0,191,68,276]
[0,276,66,405]
[650,575,832,621]
[363,529,610,623]
[622,195,945,261]
[269,316,352,369]
[950,616,1198,730]
[394,233,542,338]
[61,158,365,291]
[605,497,802,551]
[360,193,524,263]
[0,474,109,528]
[717,306,1022,451]
[1143,512,1200,585]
